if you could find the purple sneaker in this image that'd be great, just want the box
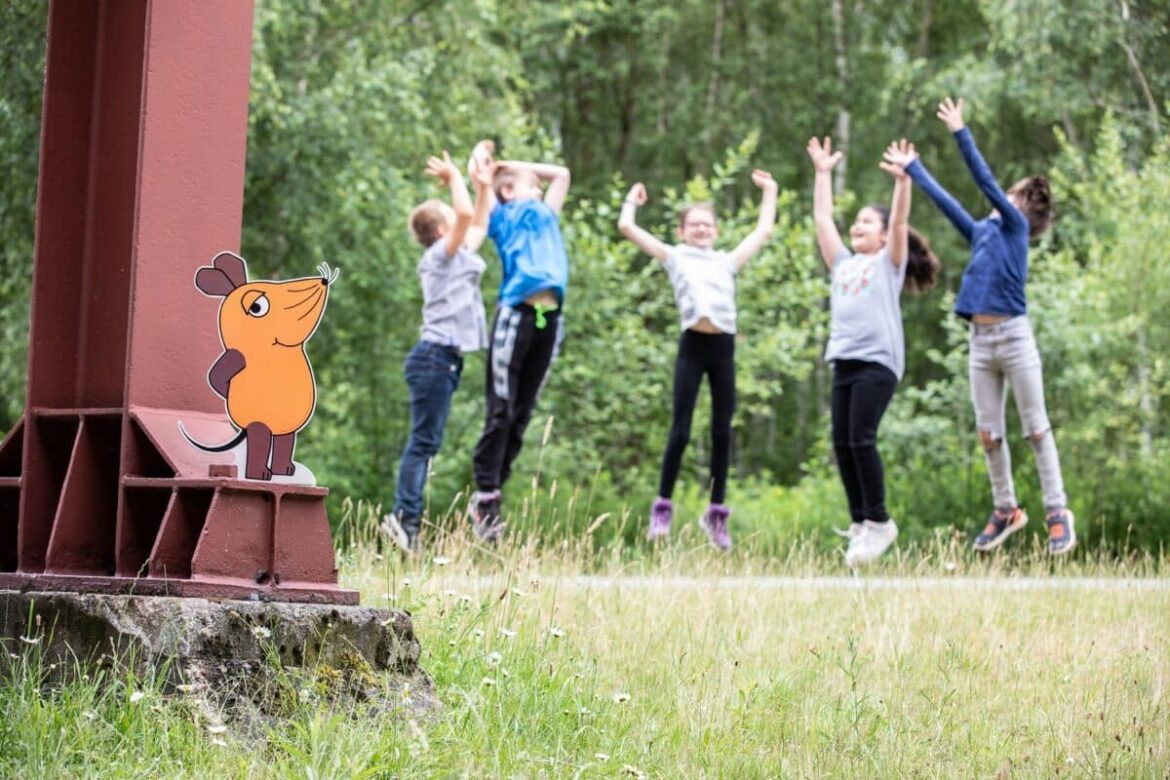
[698,504,732,551]
[648,497,673,540]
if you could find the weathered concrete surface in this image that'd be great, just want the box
[0,591,436,725]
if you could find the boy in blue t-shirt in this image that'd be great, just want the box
[466,140,571,540]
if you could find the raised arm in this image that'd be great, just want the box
[423,151,473,258]
[464,144,496,252]
[497,159,572,214]
[903,155,976,244]
[728,169,778,271]
[617,183,670,261]
[937,97,1026,233]
[805,137,847,270]
[880,139,916,268]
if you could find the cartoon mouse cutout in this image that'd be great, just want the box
[181,251,339,480]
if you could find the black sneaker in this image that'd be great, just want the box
[469,490,504,542]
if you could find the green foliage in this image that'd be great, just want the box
[2,1,1170,549]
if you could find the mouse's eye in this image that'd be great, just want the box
[242,292,270,317]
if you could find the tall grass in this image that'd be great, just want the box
[2,507,1168,778]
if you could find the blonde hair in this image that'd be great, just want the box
[408,199,446,247]
[492,168,538,203]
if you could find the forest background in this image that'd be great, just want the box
[2,0,1169,552]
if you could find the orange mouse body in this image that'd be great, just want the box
[184,251,338,480]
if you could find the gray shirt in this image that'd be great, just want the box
[662,244,738,334]
[418,239,488,353]
[824,246,908,379]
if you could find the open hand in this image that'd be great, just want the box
[879,139,917,178]
[937,97,965,132]
[626,182,648,206]
[425,151,460,184]
[751,168,778,193]
[468,139,495,177]
[806,137,843,173]
[471,158,496,189]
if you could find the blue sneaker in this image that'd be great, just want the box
[1046,509,1077,556]
[972,506,1028,552]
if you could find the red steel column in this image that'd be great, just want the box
[0,1,356,604]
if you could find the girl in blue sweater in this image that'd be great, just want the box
[893,97,1075,555]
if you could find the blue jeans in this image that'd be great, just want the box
[393,341,463,531]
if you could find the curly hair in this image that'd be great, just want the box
[1006,175,1054,238]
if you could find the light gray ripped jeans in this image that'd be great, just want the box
[969,315,1067,513]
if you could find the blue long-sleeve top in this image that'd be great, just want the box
[905,127,1031,320]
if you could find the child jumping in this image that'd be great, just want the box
[618,170,778,550]
[382,150,493,553]
[466,141,572,541]
[807,137,940,566]
[901,98,1074,555]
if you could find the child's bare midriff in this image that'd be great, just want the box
[525,289,559,308]
[971,313,1010,324]
[689,317,725,334]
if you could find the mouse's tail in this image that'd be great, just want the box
[178,421,246,452]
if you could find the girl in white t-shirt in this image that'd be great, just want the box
[807,137,939,566]
[618,171,777,550]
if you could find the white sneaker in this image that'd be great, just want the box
[379,513,416,555]
[845,519,898,568]
[832,522,863,539]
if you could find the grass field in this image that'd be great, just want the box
[2,517,1168,778]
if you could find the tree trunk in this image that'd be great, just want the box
[703,0,727,148]
[831,0,850,193]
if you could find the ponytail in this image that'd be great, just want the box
[904,227,940,294]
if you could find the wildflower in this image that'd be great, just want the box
[207,724,228,735]
[443,589,459,598]
[486,651,503,667]
[448,639,457,646]
[595,753,610,761]
[252,626,271,639]
[473,628,485,639]
[175,683,197,693]
[510,588,528,598]
[613,692,631,704]
[374,553,384,562]
[433,556,451,566]
[498,627,517,638]
[129,691,145,704]
[621,765,646,779]
[549,626,566,638]
[82,710,97,721]
[402,578,412,588]
[459,593,473,604]
[18,635,40,645]
[211,738,228,748]
[382,593,396,602]
[944,561,957,572]
[481,677,496,687]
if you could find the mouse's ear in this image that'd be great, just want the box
[211,251,248,288]
[195,266,238,297]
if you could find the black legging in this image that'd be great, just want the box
[831,359,898,523]
[658,330,736,504]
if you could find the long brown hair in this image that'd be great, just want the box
[868,204,940,293]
